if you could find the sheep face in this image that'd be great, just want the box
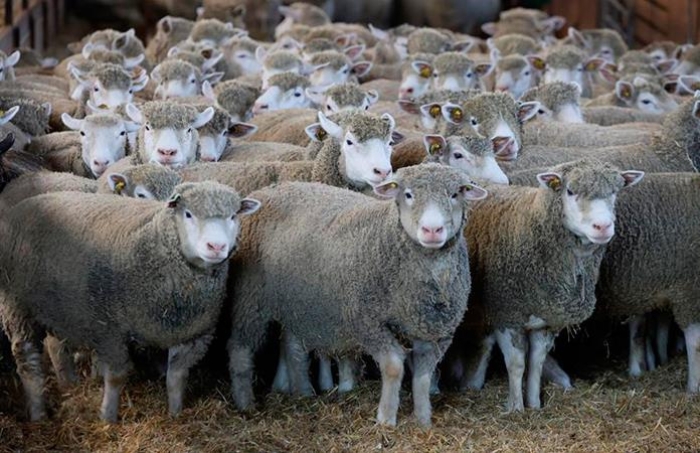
[532,102,584,124]
[199,121,256,162]
[152,65,222,100]
[72,65,148,111]
[106,165,182,201]
[374,164,487,249]
[537,163,644,245]
[424,135,509,185]
[615,78,678,114]
[62,113,139,177]
[252,84,311,114]
[170,186,260,267]
[399,61,433,100]
[494,55,542,100]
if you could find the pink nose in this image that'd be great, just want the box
[253,103,268,114]
[207,242,226,253]
[399,87,414,99]
[93,159,110,168]
[373,168,391,179]
[158,148,177,157]
[421,226,444,242]
[592,222,612,232]
[496,85,509,92]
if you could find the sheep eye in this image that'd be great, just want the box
[524,71,531,76]
[405,192,413,200]
[80,131,86,136]
[137,193,146,199]
[326,104,332,111]
[120,130,126,136]
[451,193,458,199]
[187,128,193,133]
[185,210,192,219]
[222,129,228,136]
[94,86,100,92]
[538,109,546,115]
[345,139,353,146]
[453,152,463,159]
[642,99,651,104]
[466,72,473,78]
[566,189,574,196]
[294,92,301,97]
[230,213,236,220]
[470,118,478,126]
[191,79,196,84]
[145,125,151,131]
[364,104,369,110]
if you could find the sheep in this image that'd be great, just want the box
[488,34,541,57]
[567,27,629,63]
[506,95,700,174]
[430,52,491,92]
[307,82,378,115]
[70,63,149,112]
[491,52,544,99]
[145,16,196,64]
[221,36,262,77]
[520,81,584,123]
[184,103,258,162]
[585,76,678,114]
[126,101,215,168]
[54,112,141,177]
[165,46,225,77]
[582,106,666,126]
[0,133,43,193]
[406,28,452,55]
[0,98,51,148]
[302,23,379,49]
[275,2,331,39]
[188,18,245,47]
[256,49,306,88]
[645,41,684,64]
[0,180,260,422]
[0,50,21,81]
[397,88,481,132]
[151,60,223,100]
[0,163,183,213]
[541,45,608,98]
[252,72,313,114]
[306,50,371,87]
[462,159,643,412]
[397,52,436,100]
[300,38,341,60]
[213,79,260,122]
[439,92,540,161]
[227,163,486,426]
[201,0,273,40]
[594,172,700,387]
[481,8,564,41]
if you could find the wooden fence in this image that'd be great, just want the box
[0,0,65,54]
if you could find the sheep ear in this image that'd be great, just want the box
[5,50,20,67]
[373,180,402,199]
[442,102,464,124]
[231,4,245,18]
[692,99,700,119]
[459,182,488,201]
[423,135,447,156]
[518,101,540,123]
[228,122,257,138]
[202,80,216,101]
[620,170,644,187]
[304,87,326,105]
[351,61,372,78]
[167,193,181,208]
[202,52,223,71]
[584,58,606,72]
[255,46,267,63]
[278,5,293,17]
[369,24,388,41]
[678,75,700,94]
[615,80,634,101]
[61,113,84,130]
[365,89,379,105]
[126,103,143,124]
[537,172,563,191]
[452,40,474,53]
[540,16,566,34]
[124,54,145,69]
[167,46,180,58]
[335,33,355,48]
[391,130,404,145]
[599,67,618,84]
[42,102,52,117]
[0,132,14,153]
[568,27,588,49]
[196,6,204,18]
[380,112,396,131]
[0,106,19,125]
[304,122,327,142]
[160,17,172,34]
[131,74,149,92]
[41,57,58,68]
[398,100,420,115]
[203,71,224,85]
[69,63,89,84]
[527,55,546,71]
[344,44,365,61]
[82,42,95,59]
[108,173,128,195]
[655,59,677,74]
[238,198,261,216]
[474,63,492,77]
[317,111,343,139]
[192,107,215,128]
[411,60,433,78]
[420,103,443,119]
[481,22,497,36]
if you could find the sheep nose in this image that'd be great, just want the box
[593,222,612,232]
[398,87,414,99]
[253,103,268,114]
[421,226,444,235]
[373,168,391,179]
[207,242,226,253]
[495,85,509,92]
[158,148,177,157]
[93,159,110,168]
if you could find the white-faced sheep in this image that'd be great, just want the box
[227,164,487,427]
[252,72,313,114]
[152,60,223,99]
[0,181,261,422]
[585,76,678,114]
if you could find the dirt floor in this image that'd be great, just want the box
[1,351,699,453]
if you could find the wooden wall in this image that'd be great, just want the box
[0,0,65,53]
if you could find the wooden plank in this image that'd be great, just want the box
[634,16,667,44]
[15,9,30,48]
[45,0,55,40]
[30,1,42,51]
[0,25,11,52]
[635,0,669,30]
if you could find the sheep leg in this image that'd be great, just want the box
[495,327,527,412]
[317,353,334,392]
[373,347,406,427]
[338,357,356,393]
[284,331,315,397]
[167,335,213,417]
[645,321,657,372]
[655,312,672,366]
[683,323,700,393]
[526,329,554,409]
[628,315,646,377]
[228,342,256,411]
[11,338,46,421]
[412,339,448,428]
[460,333,495,391]
[100,359,130,423]
[542,354,572,390]
[271,331,291,394]
[44,334,78,387]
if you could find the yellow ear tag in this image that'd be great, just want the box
[429,143,441,154]
[316,129,327,140]
[548,178,562,191]
[533,58,545,70]
[693,82,700,91]
[0,110,5,116]
[585,61,598,71]
[429,105,441,118]
[621,88,632,98]
[419,66,432,78]
[99,104,109,109]
[451,108,463,122]
[388,182,398,189]
[114,181,125,194]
